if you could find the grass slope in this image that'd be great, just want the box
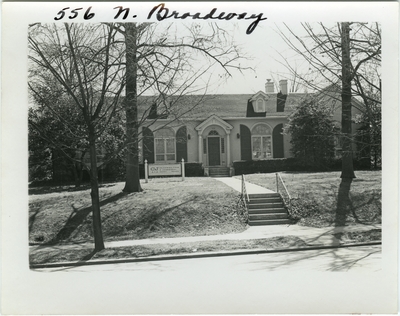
[240,171,381,227]
[29,177,247,245]
[30,236,308,265]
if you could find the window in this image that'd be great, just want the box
[256,98,265,112]
[154,128,175,163]
[251,124,272,159]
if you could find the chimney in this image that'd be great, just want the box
[265,79,274,94]
[279,80,288,95]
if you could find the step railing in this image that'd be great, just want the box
[237,174,250,221]
[276,172,292,212]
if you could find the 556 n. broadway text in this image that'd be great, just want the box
[54,3,267,35]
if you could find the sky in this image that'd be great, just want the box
[212,22,302,95]
[138,20,312,96]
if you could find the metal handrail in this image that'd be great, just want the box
[276,172,292,208]
[241,174,250,207]
[237,174,250,221]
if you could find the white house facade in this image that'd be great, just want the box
[138,80,364,176]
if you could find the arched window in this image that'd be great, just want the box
[251,124,272,159]
[154,128,175,163]
[208,130,219,136]
[256,98,265,112]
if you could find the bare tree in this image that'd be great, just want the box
[118,22,250,192]
[276,22,381,179]
[29,23,126,251]
[276,22,381,229]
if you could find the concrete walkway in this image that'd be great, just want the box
[30,224,381,254]
[214,177,275,194]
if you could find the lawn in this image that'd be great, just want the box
[29,177,247,246]
[239,171,381,227]
[29,172,381,265]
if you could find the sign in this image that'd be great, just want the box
[148,164,182,176]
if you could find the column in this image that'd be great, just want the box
[226,132,231,166]
[198,134,202,163]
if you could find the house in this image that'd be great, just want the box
[138,80,365,176]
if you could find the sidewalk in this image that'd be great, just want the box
[30,223,381,254]
[214,177,275,194]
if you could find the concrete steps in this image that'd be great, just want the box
[247,193,290,226]
[208,167,230,177]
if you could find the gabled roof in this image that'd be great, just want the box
[314,84,366,113]
[283,93,308,111]
[137,93,309,119]
[137,94,254,120]
[133,84,363,121]
[195,114,233,133]
[249,90,269,101]
[135,92,310,120]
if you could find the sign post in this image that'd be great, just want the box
[145,159,148,183]
[181,158,185,181]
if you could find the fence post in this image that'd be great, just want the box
[145,159,148,183]
[181,158,185,181]
[276,172,279,193]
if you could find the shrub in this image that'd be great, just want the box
[232,158,371,175]
[184,163,204,177]
[287,95,336,168]
[233,159,292,175]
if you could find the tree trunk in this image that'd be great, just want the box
[88,128,105,251]
[334,177,353,238]
[72,163,80,188]
[123,23,142,193]
[340,22,356,179]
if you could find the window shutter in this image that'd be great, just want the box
[143,127,154,163]
[176,126,187,162]
[273,124,284,158]
[240,124,252,161]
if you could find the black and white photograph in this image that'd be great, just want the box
[1,1,399,314]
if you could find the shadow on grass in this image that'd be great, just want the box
[104,197,201,239]
[334,177,381,240]
[43,192,128,245]
[30,246,100,270]
[80,249,98,261]
[29,208,41,234]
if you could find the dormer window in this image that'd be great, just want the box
[256,98,265,112]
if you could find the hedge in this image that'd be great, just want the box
[233,158,375,175]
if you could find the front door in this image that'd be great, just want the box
[208,137,220,166]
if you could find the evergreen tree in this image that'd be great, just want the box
[287,96,336,169]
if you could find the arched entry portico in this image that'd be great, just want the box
[195,115,233,167]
